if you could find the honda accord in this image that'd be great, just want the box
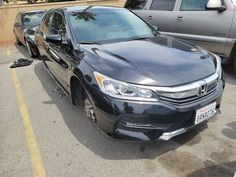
[35,6,225,141]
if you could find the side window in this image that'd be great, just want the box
[150,0,176,11]
[125,0,148,10]
[41,13,53,34]
[181,0,208,11]
[50,12,66,36]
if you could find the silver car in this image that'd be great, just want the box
[125,0,236,71]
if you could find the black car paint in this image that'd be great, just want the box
[35,6,224,141]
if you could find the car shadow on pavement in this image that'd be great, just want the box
[34,62,209,160]
[223,65,236,86]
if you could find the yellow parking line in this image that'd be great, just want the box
[10,69,46,177]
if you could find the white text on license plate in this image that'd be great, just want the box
[195,102,216,125]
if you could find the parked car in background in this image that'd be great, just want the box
[13,10,46,58]
[35,6,224,141]
[125,0,236,71]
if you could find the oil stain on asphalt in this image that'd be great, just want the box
[158,150,205,176]
[222,121,236,140]
[158,150,236,177]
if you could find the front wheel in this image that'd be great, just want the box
[26,40,37,58]
[73,81,97,122]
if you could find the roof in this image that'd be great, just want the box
[63,5,123,12]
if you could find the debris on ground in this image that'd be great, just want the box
[10,58,33,68]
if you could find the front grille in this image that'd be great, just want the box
[159,79,218,105]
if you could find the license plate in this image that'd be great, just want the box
[195,102,216,125]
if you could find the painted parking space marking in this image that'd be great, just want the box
[9,49,46,177]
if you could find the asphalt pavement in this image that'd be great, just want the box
[0,43,236,177]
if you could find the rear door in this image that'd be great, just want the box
[128,0,178,33]
[13,13,20,39]
[172,0,234,57]
[14,13,24,44]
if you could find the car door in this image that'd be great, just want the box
[47,12,70,91]
[172,0,234,57]
[14,13,24,44]
[132,0,178,33]
[36,12,54,67]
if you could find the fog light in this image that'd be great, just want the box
[125,122,152,128]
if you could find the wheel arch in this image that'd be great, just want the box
[70,75,84,105]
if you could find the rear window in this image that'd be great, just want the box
[23,11,45,28]
[125,0,148,10]
[150,0,176,11]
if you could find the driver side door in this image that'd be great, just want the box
[47,12,71,92]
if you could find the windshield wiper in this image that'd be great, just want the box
[79,41,100,45]
[131,36,150,40]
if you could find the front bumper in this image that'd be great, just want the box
[92,80,224,141]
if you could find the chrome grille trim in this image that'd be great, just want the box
[151,72,218,96]
[160,86,217,104]
[153,72,219,104]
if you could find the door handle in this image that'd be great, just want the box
[148,15,152,20]
[176,16,184,22]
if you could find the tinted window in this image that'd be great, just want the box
[181,0,208,11]
[41,13,53,34]
[23,12,45,28]
[150,0,176,11]
[125,0,148,10]
[50,13,65,35]
[69,8,156,43]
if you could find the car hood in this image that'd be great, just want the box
[81,36,216,87]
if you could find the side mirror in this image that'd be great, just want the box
[46,34,62,45]
[206,0,226,12]
[14,23,21,27]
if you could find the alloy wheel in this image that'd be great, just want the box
[84,98,96,122]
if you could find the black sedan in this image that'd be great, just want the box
[13,10,45,58]
[35,6,225,141]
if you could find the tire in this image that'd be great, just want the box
[73,80,96,122]
[26,40,37,58]
[16,38,22,46]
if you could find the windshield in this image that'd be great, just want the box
[23,12,45,28]
[69,8,156,43]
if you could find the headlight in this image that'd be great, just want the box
[94,72,158,101]
[212,53,222,80]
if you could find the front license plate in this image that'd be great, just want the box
[195,102,216,125]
